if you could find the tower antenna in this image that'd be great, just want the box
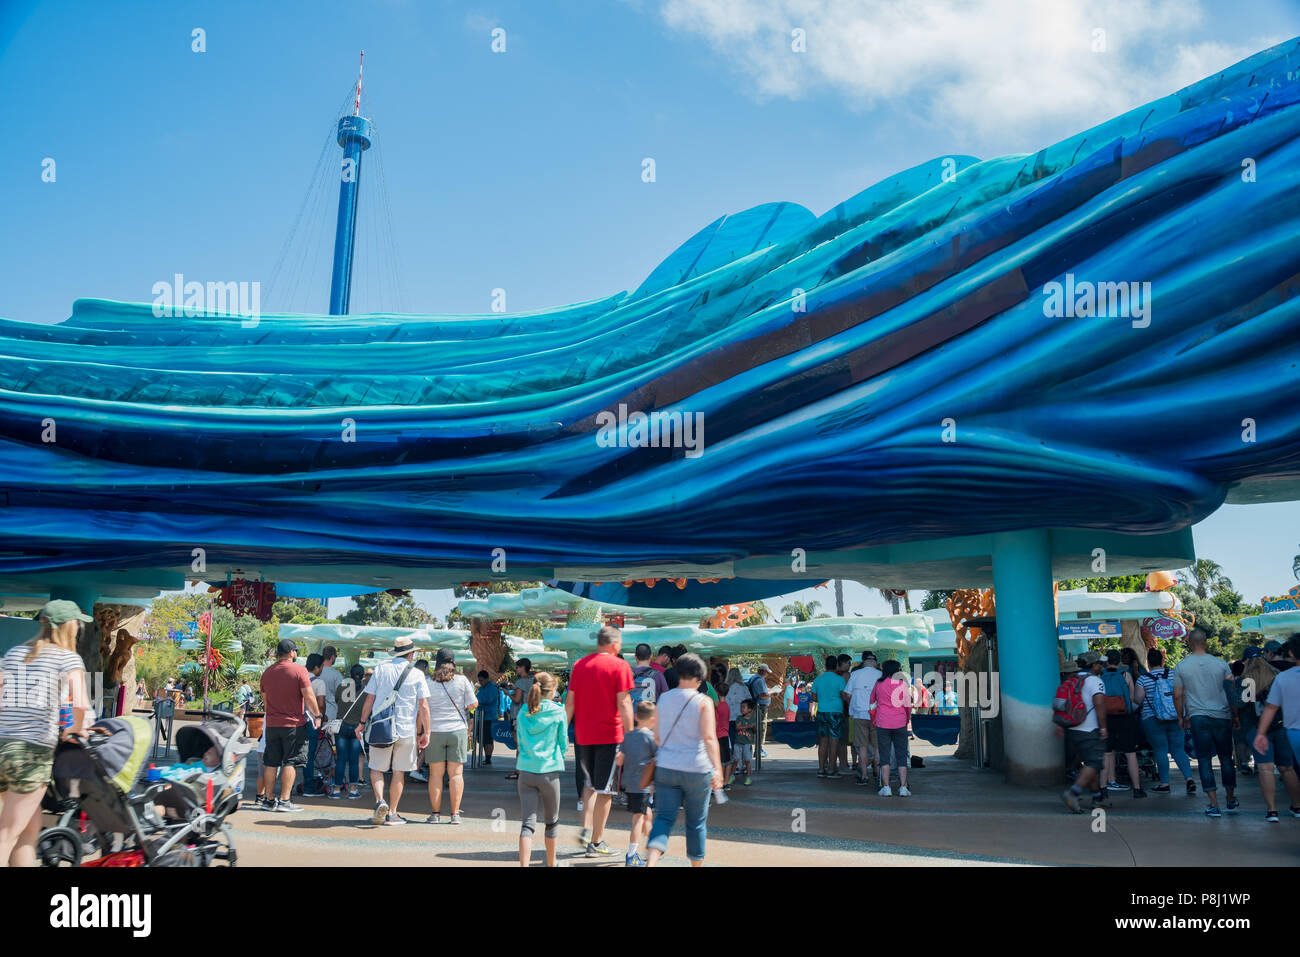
[354,50,364,116]
[329,53,373,315]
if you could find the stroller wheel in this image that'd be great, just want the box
[37,827,83,867]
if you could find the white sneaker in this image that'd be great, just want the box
[898,786,912,796]
[878,785,892,797]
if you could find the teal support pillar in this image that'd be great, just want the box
[48,585,99,616]
[991,529,1062,786]
[48,584,103,712]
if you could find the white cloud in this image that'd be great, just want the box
[656,0,1274,145]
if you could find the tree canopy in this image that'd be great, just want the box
[338,591,439,629]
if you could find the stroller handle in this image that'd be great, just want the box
[191,709,248,736]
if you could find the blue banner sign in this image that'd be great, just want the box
[1058,620,1122,639]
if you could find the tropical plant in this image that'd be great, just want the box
[921,590,954,612]
[339,590,440,628]
[1056,574,1147,592]
[1177,560,1234,600]
[134,641,186,695]
[779,599,823,622]
[876,588,912,613]
[141,592,211,643]
[270,597,331,624]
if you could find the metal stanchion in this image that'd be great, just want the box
[152,699,175,761]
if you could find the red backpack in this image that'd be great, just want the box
[1052,675,1088,728]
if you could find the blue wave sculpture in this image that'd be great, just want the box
[2,40,1300,588]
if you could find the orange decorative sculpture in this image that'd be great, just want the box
[705,603,756,629]
[946,588,995,668]
[1145,570,1177,591]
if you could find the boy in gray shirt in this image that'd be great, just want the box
[615,701,658,867]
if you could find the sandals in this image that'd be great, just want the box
[505,772,519,780]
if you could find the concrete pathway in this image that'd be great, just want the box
[222,738,1300,866]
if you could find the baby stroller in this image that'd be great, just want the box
[38,711,254,867]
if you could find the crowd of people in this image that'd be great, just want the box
[1057,628,1300,821]
[244,627,797,865]
[5,594,1299,869]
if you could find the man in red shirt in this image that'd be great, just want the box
[565,625,634,856]
[258,639,321,812]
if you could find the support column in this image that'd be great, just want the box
[990,529,1061,786]
[49,585,101,668]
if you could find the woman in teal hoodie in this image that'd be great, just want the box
[514,671,567,866]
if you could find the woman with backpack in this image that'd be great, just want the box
[1242,648,1300,821]
[1135,647,1195,794]
[1101,649,1147,798]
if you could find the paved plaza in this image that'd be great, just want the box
[205,726,1300,867]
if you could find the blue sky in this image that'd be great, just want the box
[2,0,1298,617]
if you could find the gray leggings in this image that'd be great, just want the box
[876,726,910,768]
[517,770,560,838]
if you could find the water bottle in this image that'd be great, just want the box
[147,764,161,783]
[712,787,728,805]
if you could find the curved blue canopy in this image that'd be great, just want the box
[0,41,1299,594]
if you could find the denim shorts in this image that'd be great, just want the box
[1252,725,1296,768]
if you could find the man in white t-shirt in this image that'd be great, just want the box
[1062,651,1108,813]
[357,637,430,825]
[843,652,883,784]
[309,647,345,794]
[318,646,343,722]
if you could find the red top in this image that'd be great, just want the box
[260,659,312,728]
[715,698,730,738]
[568,650,634,745]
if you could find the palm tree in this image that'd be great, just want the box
[1177,560,1233,600]
[834,579,845,617]
[876,588,913,614]
[780,600,822,622]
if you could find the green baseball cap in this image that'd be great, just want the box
[38,599,93,625]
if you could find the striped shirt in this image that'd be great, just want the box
[0,644,84,748]
[1134,671,1157,719]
